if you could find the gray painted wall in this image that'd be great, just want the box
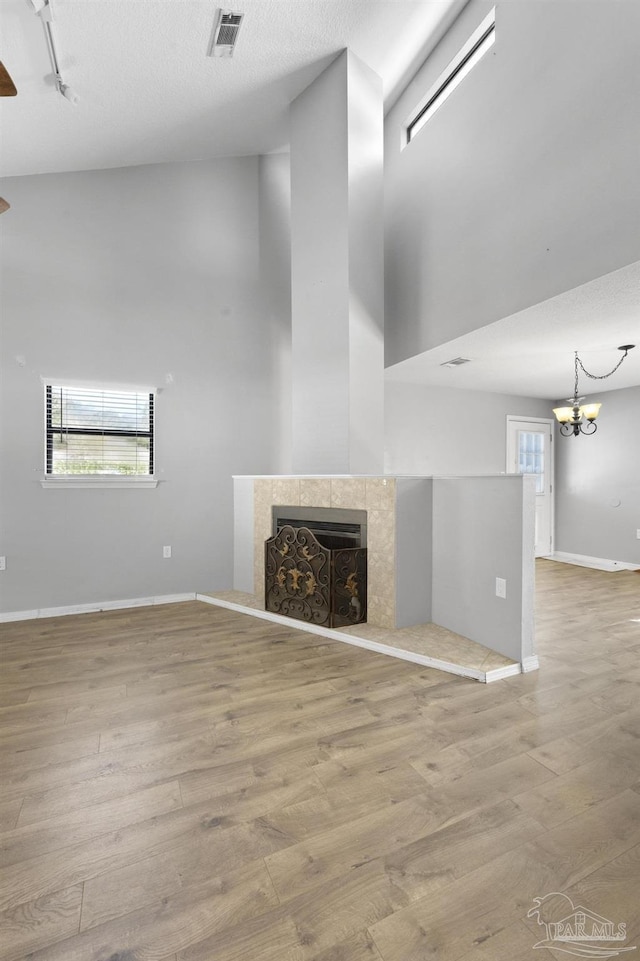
[432,475,536,661]
[395,477,433,628]
[384,0,640,364]
[385,380,551,475]
[233,476,255,594]
[554,386,640,565]
[0,159,279,613]
[259,153,292,474]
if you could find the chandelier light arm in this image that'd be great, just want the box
[558,418,597,437]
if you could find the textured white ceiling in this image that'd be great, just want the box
[0,0,466,177]
[385,261,640,399]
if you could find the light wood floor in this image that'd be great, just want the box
[0,560,638,961]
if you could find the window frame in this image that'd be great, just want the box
[41,381,158,489]
[405,7,496,147]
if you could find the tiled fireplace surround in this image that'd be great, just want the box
[253,476,398,629]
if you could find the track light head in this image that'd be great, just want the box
[59,82,79,105]
[30,0,53,20]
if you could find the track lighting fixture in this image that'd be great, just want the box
[31,0,79,105]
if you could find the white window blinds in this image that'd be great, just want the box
[45,385,154,476]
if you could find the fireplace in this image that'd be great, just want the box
[265,506,367,628]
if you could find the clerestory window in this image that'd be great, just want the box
[406,8,496,145]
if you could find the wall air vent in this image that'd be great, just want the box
[208,9,244,58]
[440,357,471,368]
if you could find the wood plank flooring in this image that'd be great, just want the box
[0,559,638,961]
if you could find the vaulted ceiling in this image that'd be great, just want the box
[1,0,638,399]
[0,0,465,177]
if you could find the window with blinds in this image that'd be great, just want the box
[45,385,154,476]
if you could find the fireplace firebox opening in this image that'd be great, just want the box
[271,505,367,550]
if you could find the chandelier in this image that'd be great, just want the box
[553,345,635,437]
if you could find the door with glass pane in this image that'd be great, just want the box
[506,417,553,557]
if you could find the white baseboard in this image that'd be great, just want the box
[0,591,538,687]
[0,593,196,623]
[521,655,540,673]
[484,656,539,682]
[548,552,639,573]
[485,663,526,682]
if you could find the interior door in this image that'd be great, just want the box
[506,417,553,557]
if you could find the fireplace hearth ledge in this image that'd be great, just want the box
[196,591,523,683]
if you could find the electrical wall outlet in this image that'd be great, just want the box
[163,546,172,558]
[636,529,640,540]
[0,556,5,571]
[495,577,506,599]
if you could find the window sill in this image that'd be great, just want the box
[40,476,159,489]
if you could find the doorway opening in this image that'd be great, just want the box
[506,416,554,557]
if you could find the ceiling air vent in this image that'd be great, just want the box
[440,357,471,368]
[208,9,244,58]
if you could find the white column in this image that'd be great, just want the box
[290,50,384,474]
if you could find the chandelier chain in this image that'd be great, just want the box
[575,351,629,381]
[557,346,633,437]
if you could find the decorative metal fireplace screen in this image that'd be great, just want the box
[265,520,367,629]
